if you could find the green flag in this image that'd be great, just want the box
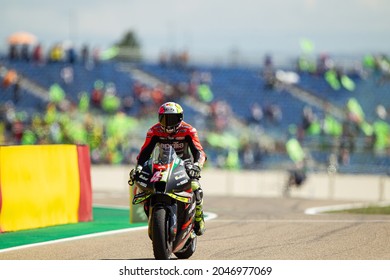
[21,130,37,145]
[325,70,341,90]
[102,94,121,113]
[225,149,240,169]
[49,83,66,103]
[300,38,315,53]
[347,98,365,123]
[286,138,305,163]
[307,121,321,135]
[197,84,214,103]
[373,120,390,151]
[341,75,355,91]
[100,46,119,60]
[79,91,90,113]
[363,54,375,69]
[324,115,342,136]
[106,113,138,139]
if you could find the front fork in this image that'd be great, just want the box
[148,200,178,243]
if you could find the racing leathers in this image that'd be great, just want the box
[136,121,207,236]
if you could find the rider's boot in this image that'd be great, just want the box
[195,204,205,236]
[192,181,205,236]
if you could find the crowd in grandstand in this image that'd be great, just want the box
[7,42,101,66]
[1,42,390,172]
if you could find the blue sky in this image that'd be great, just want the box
[1,0,389,63]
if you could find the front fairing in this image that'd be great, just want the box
[133,145,192,204]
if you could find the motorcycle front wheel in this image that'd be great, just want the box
[152,207,172,260]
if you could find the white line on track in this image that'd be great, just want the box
[210,219,390,223]
[305,201,390,215]
[3,200,388,254]
[0,227,148,254]
[0,207,218,254]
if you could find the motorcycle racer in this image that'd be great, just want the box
[130,101,207,236]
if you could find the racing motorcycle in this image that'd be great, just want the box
[130,145,197,260]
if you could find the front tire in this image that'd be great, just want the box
[152,207,172,260]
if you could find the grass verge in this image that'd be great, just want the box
[327,206,390,215]
[0,206,146,250]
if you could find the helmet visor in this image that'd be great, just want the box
[159,113,182,128]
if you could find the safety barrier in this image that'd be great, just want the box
[91,166,390,202]
[0,145,92,233]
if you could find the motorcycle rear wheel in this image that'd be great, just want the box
[152,207,172,260]
[174,234,197,259]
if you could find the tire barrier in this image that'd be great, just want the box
[0,144,92,233]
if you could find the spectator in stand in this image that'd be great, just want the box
[1,103,15,139]
[133,81,153,115]
[239,140,263,169]
[8,44,18,60]
[209,100,231,131]
[338,147,350,166]
[12,79,21,104]
[248,102,263,126]
[92,47,101,65]
[1,69,21,104]
[60,66,74,85]
[151,84,165,106]
[2,69,18,89]
[91,80,104,109]
[66,45,77,64]
[262,54,275,89]
[301,106,320,137]
[32,43,44,64]
[375,54,390,86]
[78,91,90,113]
[21,44,30,62]
[301,106,313,131]
[340,110,359,154]
[48,43,64,62]
[283,125,308,196]
[102,83,121,114]
[372,105,390,155]
[159,50,169,67]
[122,95,134,114]
[197,83,213,103]
[132,80,144,100]
[1,68,21,104]
[264,103,282,125]
[178,49,189,69]
[11,115,24,144]
[0,122,5,144]
[316,53,333,75]
[81,44,89,65]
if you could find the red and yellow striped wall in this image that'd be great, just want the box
[0,144,92,233]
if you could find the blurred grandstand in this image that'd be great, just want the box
[1,44,389,175]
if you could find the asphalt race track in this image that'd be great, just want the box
[1,192,389,260]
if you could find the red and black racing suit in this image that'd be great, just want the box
[136,121,207,222]
[137,121,207,168]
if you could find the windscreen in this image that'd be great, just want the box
[152,145,177,165]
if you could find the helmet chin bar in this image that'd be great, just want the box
[164,126,175,134]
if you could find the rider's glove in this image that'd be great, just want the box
[187,163,201,179]
[128,165,142,186]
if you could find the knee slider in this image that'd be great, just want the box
[191,180,200,191]
[194,188,203,204]
[191,180,203,204]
